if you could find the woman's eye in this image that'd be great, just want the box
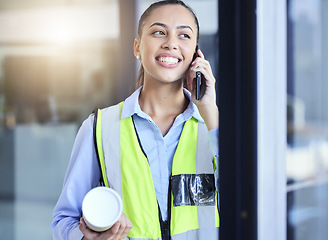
[180,33,191,39]
[153,31,165,36]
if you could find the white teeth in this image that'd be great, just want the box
[158,57,179,64]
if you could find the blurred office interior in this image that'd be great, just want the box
[286,0,328,239]
[0,0,327,239]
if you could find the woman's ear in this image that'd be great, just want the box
[184,65,196,93]
[134,38,141,60]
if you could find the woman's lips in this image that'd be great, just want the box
[155,54,182,68]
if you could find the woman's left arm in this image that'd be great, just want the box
[187,48,219,130]
[186,50,219,191]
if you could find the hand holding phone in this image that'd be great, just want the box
[192,45,202,100]
[190,46,219,130]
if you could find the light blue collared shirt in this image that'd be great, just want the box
[52,87,219,240]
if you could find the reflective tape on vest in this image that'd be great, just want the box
[171,174,216,207]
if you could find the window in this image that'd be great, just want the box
[0,1,119,239]
[287,0,328,239]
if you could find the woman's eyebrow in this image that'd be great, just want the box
[149,22,167,29]
[177,25,193,32]
[149,22,193,32]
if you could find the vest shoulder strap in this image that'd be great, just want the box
[196,121,214,174]
[93,108,108,187]
[93,103,122,195]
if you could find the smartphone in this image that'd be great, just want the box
[196,72,201,100]
[192,45,202,100]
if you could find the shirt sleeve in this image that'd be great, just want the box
[208,128,219,158]
[51,115,101,240]
[208,128,219,192]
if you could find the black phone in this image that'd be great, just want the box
[192,45,202,100]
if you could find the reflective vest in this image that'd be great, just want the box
[94,102,219,240]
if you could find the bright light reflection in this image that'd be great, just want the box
[0,3,119,44]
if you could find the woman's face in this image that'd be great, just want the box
[134,4,198,85]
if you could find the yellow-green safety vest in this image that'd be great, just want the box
[94,102,219,240]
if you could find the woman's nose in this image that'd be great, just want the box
[161,35,178,50]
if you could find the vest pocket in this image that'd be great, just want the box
[171,174,216,207]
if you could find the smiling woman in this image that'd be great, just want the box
[52,1,219,240]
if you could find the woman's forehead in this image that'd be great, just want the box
[144,5,197,30]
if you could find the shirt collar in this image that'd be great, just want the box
[121,87,204,123]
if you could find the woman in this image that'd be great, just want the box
[52,1,219,239]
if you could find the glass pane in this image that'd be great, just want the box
[287,0,328,239]
[0,1,119,239]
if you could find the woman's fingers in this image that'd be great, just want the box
[107,213,133,240]
[197,48,205,59]
[79,213,133,240]
[191,59,215,86]
[191,57,213,74]
[121,214,133,239]
[107,219,120,236]
[111,213,127,238]
[79,218,100,239]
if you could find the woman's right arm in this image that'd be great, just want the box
[51,115,101,240]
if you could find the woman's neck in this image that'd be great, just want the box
[138,80,189,136]
[139,80,187,116]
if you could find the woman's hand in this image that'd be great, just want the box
[80,213,133,240]
[186,48,219,130]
